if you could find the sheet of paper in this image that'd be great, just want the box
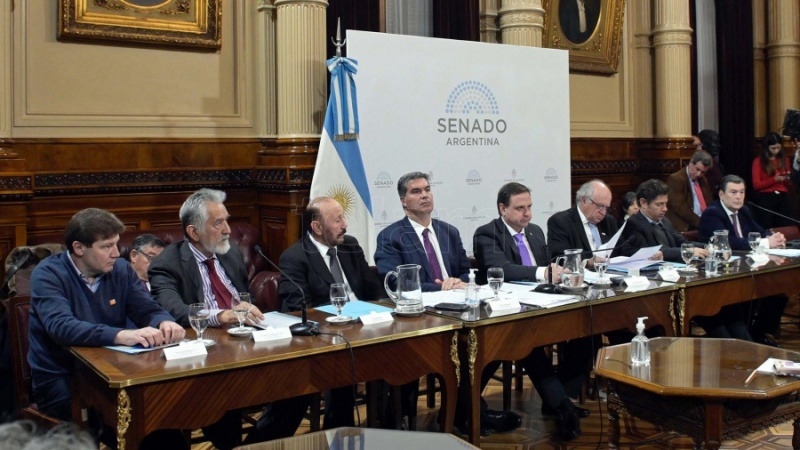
[252,312,302,329]
[608,245,663,272]
[316,300,394,319]
[767,248,800,257]
[756,357,782,374]
[422,289,493,307]
[595,221,627,257]
[104,342,179,354]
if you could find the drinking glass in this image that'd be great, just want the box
[593,254,609,282]
[232,293,250,331]
[188,303,215,346]
[487,267,504,300]
[680,243,694,268]
[330,283,349,322]
[748,232,762,254]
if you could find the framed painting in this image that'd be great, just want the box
[58,0,222,49]
[543,0,626,74]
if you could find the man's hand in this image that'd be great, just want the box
[242,302,265,324]
[216,310,240,324]
[693,247,709,258]
[436,278,466,291]
[114,327,165,347]
[159,321,185,343]
[548,263,564,284]
[649,251,664,261]
[768,231,786,248]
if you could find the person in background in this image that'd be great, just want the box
[665,150,714,232]
[621,191,639,221]
[129,233,165,291]
[693,129,725,196]
[751,132,793,228]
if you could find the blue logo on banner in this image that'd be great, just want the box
[445,81,500,115]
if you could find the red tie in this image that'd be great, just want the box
[693,180,707,212]
[203,258,232,309]
[731,214,742,238]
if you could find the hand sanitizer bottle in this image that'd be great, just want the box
[631,316,650,365]
[465,269,479,307]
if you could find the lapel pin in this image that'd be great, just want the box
[109,299,117,306]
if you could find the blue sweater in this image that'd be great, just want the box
[28,252,175,399]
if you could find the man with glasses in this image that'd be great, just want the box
[129,233,165,292]
[547,179,619,261]
[666,150,714,232]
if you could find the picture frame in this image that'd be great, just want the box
[543,0,626,75]
[58,0,222,49]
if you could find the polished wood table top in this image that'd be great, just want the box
[70,308,463,450]
[596,337,800,450]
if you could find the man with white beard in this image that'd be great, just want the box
[150,188,264,328]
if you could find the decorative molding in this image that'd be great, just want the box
[34,170,253,196]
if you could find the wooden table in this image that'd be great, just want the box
[596,337,800,450]
[677,254,800,336]
[427,280,680,444]
[70,310,462,450]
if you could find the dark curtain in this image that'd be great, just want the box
[432,0,480,41]
[326,0,382,60]
[714,1,754,185]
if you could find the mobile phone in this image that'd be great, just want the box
[433,302,470,312]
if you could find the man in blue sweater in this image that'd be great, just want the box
[28,208,185,444]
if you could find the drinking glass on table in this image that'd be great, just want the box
[188,303,215,346]
[329,283,349,322]
[232,293,250,331]
[681,243,694,268]
[748,232,762,254]
[487,267,504,300]
[593,254,609,281]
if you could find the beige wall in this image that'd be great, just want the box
[2,1,271,138]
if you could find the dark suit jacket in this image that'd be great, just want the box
[698,201,765,251]
[559,0,600,44]
[375,217,471,292]
[149,240,250,327]
[278,235,383,312]
[619,212,687,263]
[546,207,619,260]
[666,167,713,232]
[473,218,550,284]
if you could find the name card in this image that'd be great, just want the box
[360,311,394,325]
[163,340,207,360]
[486,298,521,313]
[622,276,650,292]
[657,269,680,282]
[252,326,292,342]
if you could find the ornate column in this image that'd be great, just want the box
[498,0,545,47]
[480,0,500,43]
[652,0,693,138]
[632,0,654,137]
[766,0,800,132]
[753,0,768,137]
[257,0,278,137]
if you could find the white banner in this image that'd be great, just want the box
[348,31,571,257]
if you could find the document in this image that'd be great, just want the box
[317,300,394,319]
[607,245,663,272]
[594,221,627,257]
[503,283,578,308]
[104,342,180,354]
[252,312,303,329]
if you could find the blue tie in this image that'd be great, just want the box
[588,222,602,249]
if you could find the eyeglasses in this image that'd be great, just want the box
[587,197,613,213]
[134,248,159,262]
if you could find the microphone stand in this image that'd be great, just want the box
[746,201,800,227]
[254,245,318,336]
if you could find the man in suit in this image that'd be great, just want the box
[666,150,714,232]
[559,0,600,44]
[376,172,520,436]
[375,171,470,292]
[473,182,586,441]
[149,188,265,449]
[547,179,618,262]
[620,179,708,263]
[699,174,787,344]
[129,233,165,292]
[279,197,383,310]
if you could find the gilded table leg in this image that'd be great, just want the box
[669,289,686,336]
[117,389,131,450]
[467,329,480,444]
[467,329,477,386]
[450,331,460,387]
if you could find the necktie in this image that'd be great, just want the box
[422,228,444,281]
[202,258,232,309]
[652,223,670,247]
[514,233,534,266]
[327,247,345,284]
[731,214,742,238]
[693,180,707,212]
[588,222,602,249]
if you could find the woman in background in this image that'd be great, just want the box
[752,132,793,228]
[621,191,638,221]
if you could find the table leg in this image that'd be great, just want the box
[466,330,480,444]
[703,401,723,450]
[608,404,620,449]
[793,418,800,450]
[116,389,132,450]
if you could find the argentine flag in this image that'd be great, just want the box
[310,56,376,264]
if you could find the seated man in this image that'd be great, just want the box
[149,188,265,449]
[547,179,618,262]
[129,233,165,292]
[29,208,186,448]
[376,172,520,436]
[666,150,714,232]
[474,182,586,441]
[699,174,788,345]
[251,197,383,438]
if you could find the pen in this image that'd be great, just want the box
[744,368,758,385]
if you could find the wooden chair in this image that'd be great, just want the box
[8,295,61,428]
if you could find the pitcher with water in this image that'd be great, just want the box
[556,248,584,287]
[384,264,424,315]
[710,229,732,267]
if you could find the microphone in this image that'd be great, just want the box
[253,245,318,336]
[746,201,800,227]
